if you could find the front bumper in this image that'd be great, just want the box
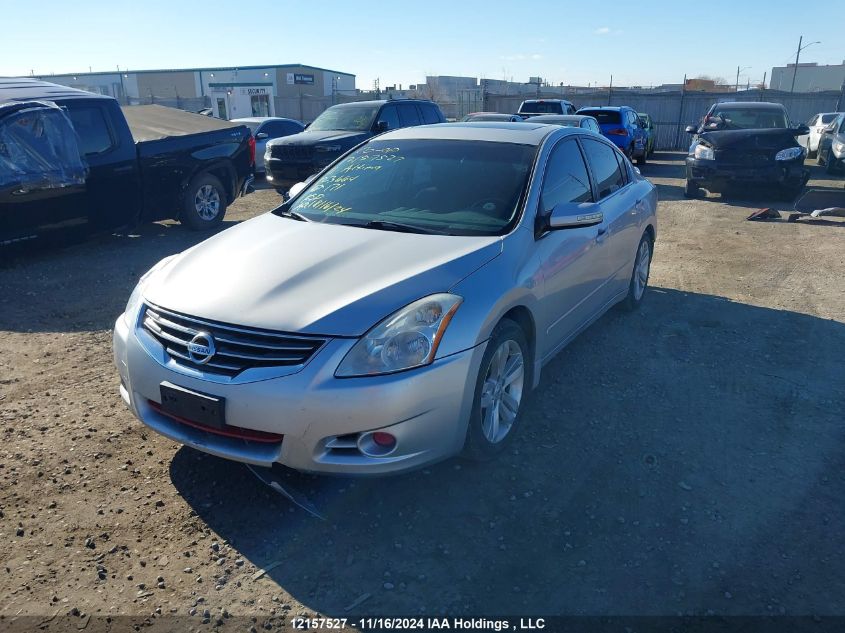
[685,157,808,192]
[265,157,334,189]
[113,313,486,475]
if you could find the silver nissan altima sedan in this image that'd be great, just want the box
[113,122,657,475]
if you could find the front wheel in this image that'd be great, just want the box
[463,319,530,462]
[181,173,227,230]
[622,233,653,311]
[825,155,840,174]
[636,149,647,166]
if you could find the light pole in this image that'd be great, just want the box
[736,66,751,92]
[790,36,821,93]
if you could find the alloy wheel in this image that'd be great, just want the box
[194,184,221,220]
[479,340,525,444]
[633,239,651,300]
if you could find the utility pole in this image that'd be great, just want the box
[607,74,613,105]
[790,35,802,93]
[789,36,821,93]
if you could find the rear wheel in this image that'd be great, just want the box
[463,319,530,462]
[181,173,227,231]
[636,147,647,166]
[806,146,817,159]
[622,233,653,311]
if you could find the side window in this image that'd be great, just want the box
[582,138,626,199]
[282,121,304,135]
[539,139,593,213]
[421,104,441,124]
[261,122,285,137]
[378,105,400,130]
[65,105,114,156]
[398,103,422,127]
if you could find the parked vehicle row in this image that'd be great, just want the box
[115,118,658,475]
[814,112,845,174]
[0,77,255,248]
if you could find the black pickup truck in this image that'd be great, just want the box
[0,78,254,248]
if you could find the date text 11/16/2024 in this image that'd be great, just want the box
[291,617,547,630]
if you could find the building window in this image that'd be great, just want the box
[251,94,270,117]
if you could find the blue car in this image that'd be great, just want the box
[577,106,648,165]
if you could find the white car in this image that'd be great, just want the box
[801,112,842,158]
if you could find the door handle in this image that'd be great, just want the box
[112,165,134,174]
[596,226,608,242]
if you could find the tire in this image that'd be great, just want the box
[621,233,653,311]
[684,179,701,198]
[181,173,227,231]
[825,155,840,175]
[636,149,647,166]
[463,319,531,462]
[806,147,817,159]
[817,150,826,166]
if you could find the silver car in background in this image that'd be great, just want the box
[231,117,304,173]
[113,122,657,475]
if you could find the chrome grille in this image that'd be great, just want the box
[142,304,326,377]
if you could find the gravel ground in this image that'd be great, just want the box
[1,155,844,629]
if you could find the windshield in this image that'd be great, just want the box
[706,107,788,130]
[520,102,562,114]
[820,113,838,124]
[308,105,380,132]
[281,139,536,236]
[579,110,621,124]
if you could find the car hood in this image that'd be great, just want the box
[143,213,502,337]
[267,129,371,147]
[697,128,799,150]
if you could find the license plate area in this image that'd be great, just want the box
[159,382,225,430]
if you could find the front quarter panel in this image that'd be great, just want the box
[439,227,543,384]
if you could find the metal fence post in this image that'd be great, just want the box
[673,75,687,150]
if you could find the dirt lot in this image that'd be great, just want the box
[1,155,844,629]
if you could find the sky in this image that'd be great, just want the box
[2,0,843,90]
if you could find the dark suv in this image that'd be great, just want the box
[684,101,809,199]
[265,99,445,189]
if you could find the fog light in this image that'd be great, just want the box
[372,432,396,448]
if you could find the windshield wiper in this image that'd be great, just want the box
[353,220,446,235]
[276,209,310,222]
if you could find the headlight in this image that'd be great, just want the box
[832,140,845,155]
[775,146,804,161]
[335,293,463,377]
[122,255,176,326]
[315,144,342,152]
[693,144,714,160]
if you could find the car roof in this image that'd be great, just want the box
[377,122,559,145]
[713,101,786,110]
[231,117,300,123]
[577,106,630,112]
[0,77,112,102]
[529,114,593,123]
[522,98,571,103]
[331,99,435,109]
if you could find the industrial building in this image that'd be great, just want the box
[769,61,845,92]
[34,64,356,119]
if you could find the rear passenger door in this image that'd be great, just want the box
[63,99,140,229]
[397,103,422,128]
[580,137,640,299]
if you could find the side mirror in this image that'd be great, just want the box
[255,132,269,140]
[792,123,810,136]
[374,120,390,133]
[548,202,603,230]
[685,125,697,134]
